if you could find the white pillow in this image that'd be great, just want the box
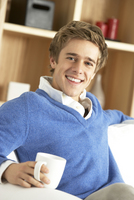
[108,120,134,187]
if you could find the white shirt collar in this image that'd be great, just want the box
[39,76,92,119]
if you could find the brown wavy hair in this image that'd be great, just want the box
[49,21,108,74]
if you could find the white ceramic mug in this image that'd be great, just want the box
[34,152,66,189]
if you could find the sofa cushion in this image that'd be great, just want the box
[108,120,134,187]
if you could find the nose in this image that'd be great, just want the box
[72,61,83,74]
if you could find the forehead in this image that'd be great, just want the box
[60,38,100,60]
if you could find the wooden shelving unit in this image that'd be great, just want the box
[0,0,134,117]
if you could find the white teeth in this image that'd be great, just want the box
[67,76,81,83]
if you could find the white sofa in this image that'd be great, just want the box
[0,120,134,200]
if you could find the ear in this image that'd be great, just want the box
[50,57,56,69]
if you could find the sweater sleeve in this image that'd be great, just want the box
[104,109,134,125]
[0,94,28,165]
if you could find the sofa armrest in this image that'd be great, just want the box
[0,183,81,200]
[108,120,134,187]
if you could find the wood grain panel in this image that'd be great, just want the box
[118,0,134,44]
[81,0,120,25]
[0,0,7,50]
[0,32,51,101]
[50,0,76,31]
[103,50,134,115]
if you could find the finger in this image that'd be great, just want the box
[40,163,49,174]
[24,162,49,182]
[38,164,50,184]
[26,161,37,169]
[20,173,44,188]
[27,161,49,174]
[17,177,32,188]
[39,172,50,185]
[24,162,50,185]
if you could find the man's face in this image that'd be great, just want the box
[50,38,100,102]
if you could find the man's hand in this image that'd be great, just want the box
[2,162,50,188]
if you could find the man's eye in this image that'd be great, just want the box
[86,62,92,66]
[67,57,75,61]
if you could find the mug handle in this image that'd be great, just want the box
[34,161,47,181]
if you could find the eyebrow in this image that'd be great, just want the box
[66,52,96,64]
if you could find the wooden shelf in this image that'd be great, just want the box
[106,40,134,53]
[3,23,134,53]
[3,23,57,38]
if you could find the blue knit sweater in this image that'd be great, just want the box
[0,89,133,199]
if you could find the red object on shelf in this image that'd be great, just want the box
[96,21,108,38]
[107,18,119,40]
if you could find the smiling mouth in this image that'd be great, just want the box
[66,76,83,83]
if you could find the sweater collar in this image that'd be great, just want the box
[39,76,92,119]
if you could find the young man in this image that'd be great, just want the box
[0,21,134,199]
